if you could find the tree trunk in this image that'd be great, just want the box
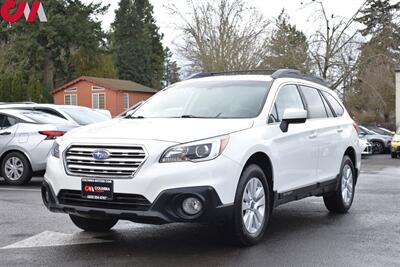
[43,49,54,91]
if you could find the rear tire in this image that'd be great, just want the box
[323,156,355,213]
[69,215,118,232]
[222,164,271,246]
[1,152,33,186]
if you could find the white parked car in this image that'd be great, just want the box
[42,70,362,246]
[0,104,111,126]
[359,138,372,157]
[0,109,75,185]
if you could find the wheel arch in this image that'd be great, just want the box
[243,152,274,204]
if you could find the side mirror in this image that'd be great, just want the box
[280,108,307,133]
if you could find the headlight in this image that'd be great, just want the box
[51,142,60,158]
[160,135,230,163]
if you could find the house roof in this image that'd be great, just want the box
[52,76,158,95]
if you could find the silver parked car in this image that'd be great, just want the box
[0,109,76,185]
[359,125,392,154]
[0,103,111,126]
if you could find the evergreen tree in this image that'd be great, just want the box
[112,0,164,89]
[1,0,109,91]
[11,71,26,102]
[72,48,118,79]
[144,2,165,89]
[164,47,180,87]
[263,10,311,73]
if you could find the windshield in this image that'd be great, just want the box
[61,107,110,125]
[132,80,271,119]
[21,111,69,124]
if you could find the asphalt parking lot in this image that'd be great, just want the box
[0,155,399,267]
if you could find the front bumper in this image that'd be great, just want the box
[42,181,233,224]
[362,143,373,155]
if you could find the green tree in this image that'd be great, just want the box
[72,48,118,79]
[263,10,311,73]
[349,0,400,123]
[2,0,109,91]
[11,71,26,102]
[144,1,165,89]
[112,0,164,89]
[164,47,180,87]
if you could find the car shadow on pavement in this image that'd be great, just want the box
[51,201,347,256]
[0,177,43,187]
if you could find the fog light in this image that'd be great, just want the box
[182,197,203,216]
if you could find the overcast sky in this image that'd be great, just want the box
[82,0,367,48]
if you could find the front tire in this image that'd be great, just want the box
[224,164,271,246]
[391,153,398,159]
[372,141,384,154]
[69,215,118,232]
[323,156,356,213]
[1,152,33,185]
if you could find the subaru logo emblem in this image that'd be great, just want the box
[92,150,110,160]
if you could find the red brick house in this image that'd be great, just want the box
[52,76,157,117]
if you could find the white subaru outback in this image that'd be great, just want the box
[42,69,362,246]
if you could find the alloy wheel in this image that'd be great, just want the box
[4,157,24,181]
[341,164,354,206]
[242,177,266,235]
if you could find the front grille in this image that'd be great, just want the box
[64,145,147,178]
[58,190,151,211]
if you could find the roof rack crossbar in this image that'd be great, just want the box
[188,69,328,87]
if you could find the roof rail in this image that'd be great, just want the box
[188,69,328,87]
[189,70,275,80]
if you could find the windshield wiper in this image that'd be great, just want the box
[181,113,222,118]
[126,115,145,119]
[181,115,202,118]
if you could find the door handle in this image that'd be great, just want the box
[337,127,344,133]
[0,132,11,136]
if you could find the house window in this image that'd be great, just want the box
[92,93,106,109]
[64,94,77,105]
[123,93,130,110]
[64,87,77,93]
[92,86,105,91]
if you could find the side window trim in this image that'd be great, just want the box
[321,91,345,117]
[319,90,337,118]
[296,84,310,119]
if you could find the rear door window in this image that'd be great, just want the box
[299,86,328,119]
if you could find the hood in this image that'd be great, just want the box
[62,118,254,143]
